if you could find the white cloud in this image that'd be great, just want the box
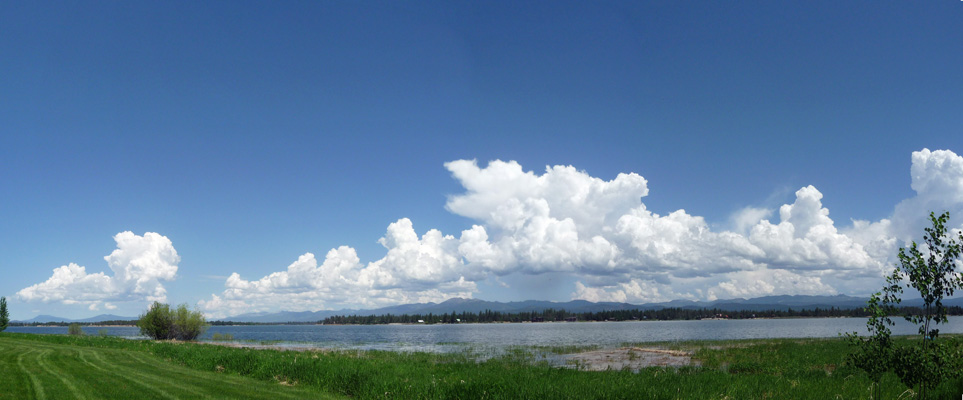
[572,279,683,304]
[446,160,648,238]
[445,162,881,281]
[17,232,180,309]
[202,149,963,317]
[572,268,838,304]
[730,206,773,235]
[200,221,478,319]
[889,148,963,241]
[365,218,473,287]
[446,160,651,274]
[707,269,837,301]
[613,206,765,277]
[843,219,896,268]
[747,185,882,273]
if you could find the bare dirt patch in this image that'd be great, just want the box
[562,347,696,371]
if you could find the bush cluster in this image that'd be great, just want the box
[0,296,8,332]
[137,302,208,340]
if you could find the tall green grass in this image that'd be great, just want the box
[3,332,961,399]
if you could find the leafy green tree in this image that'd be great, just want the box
[898,212,963,340]
[849,211,963,398]
[0,296,9,332]
[137,302,208,340]
[138,302,174,340]
[171,303,208,340]
[68,323,84,336]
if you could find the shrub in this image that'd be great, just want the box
[138,302,174,340]
[0,296,9,332]
[172,303,208,340]
[138,302,209,341]
[68,323,84,336]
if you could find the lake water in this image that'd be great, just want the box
[9,316,963,353]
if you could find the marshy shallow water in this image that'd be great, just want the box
[12,316,963,355]
[12,317,963,371]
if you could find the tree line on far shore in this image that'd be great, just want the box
[318,305,963,325]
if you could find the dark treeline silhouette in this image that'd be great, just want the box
[208,320,316,326]
[320,306,963,325]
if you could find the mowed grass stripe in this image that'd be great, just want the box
[16,348,46,400]
[7,340,204,400]
[86,346,214,399]
[18,341,166,399]
[1,343,27,398]
[124,350,311,400]
[124,346,325,399]
[1,337,335,400]
[35,347,89,400]
[12,342,118,400]
[77,350,180,400]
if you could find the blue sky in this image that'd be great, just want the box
[2,1,962,320]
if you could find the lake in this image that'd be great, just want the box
[9,316,963,353]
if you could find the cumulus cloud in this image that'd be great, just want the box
[890,148,963,241]
[572,267,838,305]
[446,160,649,236]
[200,222,478,318]
[730,206,773,235]
[707,269,838,301]
[747,186,882,273]
[444,161,882,281]
[17,232,179,310]
[832,149,963,274]
[572,279,683,304]
[202,149,963,317]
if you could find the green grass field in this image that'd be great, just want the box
[2,332,962,399]
[0,334,337,399]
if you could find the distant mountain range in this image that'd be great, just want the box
[16,295,963,324]
[13,314,139,324]
[220,294,963,323]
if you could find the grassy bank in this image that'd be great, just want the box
[2,332,962,399]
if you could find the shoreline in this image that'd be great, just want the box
[195,338,699,370]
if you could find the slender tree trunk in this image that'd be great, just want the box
[921,303,931,399]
